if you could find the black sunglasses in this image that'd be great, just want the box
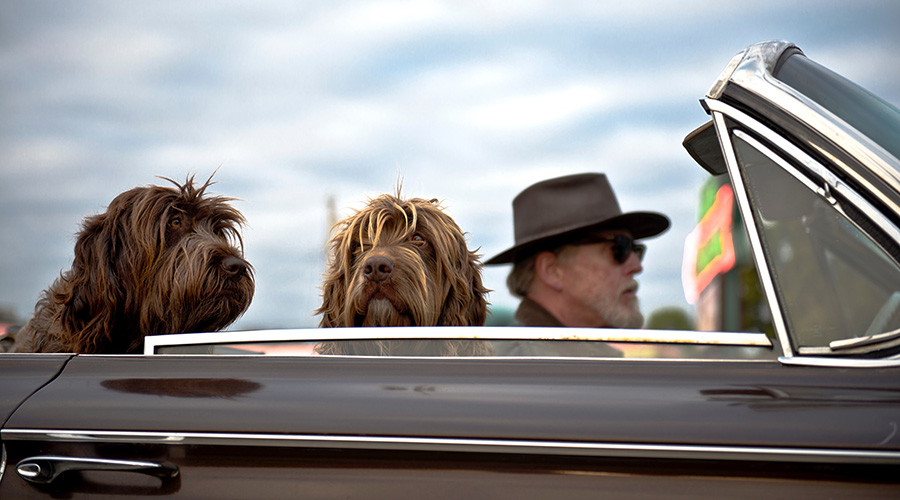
[595,235,646,264]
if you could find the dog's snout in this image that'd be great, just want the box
[363,256,393,282]
[221,255,249,276]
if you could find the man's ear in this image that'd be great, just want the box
[534,251,564,291]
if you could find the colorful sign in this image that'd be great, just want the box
[682,183,736,304]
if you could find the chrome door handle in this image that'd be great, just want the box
[17,455,179,484]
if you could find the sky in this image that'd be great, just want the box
[1,1,898,330]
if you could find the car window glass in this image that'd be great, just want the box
[734,133,900,351]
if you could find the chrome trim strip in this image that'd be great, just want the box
[778,356,900,369]
[143,327,771,355]
[708,40,798,99]
[707,98,900,368]
[724,42,900,207]
[710,110,793,358]
[731,129,900,255]
[4,429,899,465]
[706,99,900,248]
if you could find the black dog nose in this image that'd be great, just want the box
[221,255,249,276]
[364,256,393,282]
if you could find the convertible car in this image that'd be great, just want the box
[2,40,899,498]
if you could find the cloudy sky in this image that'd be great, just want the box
[2,1,898,330]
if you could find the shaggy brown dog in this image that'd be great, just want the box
[316,194,489,356]
[13,176,254,354]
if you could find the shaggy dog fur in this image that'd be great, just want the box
[315,194,490,356]
[13,176,254,354]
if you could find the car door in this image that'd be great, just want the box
[3,352,900,499]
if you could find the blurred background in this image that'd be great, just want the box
[2,0,898,331]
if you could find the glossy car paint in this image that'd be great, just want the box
[5,356,900,451]
[0,355,69,424]
[2,355,899,498]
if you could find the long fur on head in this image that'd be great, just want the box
[13,174,255,354]
[315,193,490,355]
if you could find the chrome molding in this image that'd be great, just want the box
[4,429,899,465]
[711,111,793,358]
[731,128,900,248]
[779,356,900,369]
[721,41,900,212]
[143,327,771,355]
[708,40,797,100]
[708,98,900,368]
[706,99,900,249]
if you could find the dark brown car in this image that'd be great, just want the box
[2,40,899,498]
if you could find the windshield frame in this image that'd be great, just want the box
[704,95,900,368]
[714,41,900,218]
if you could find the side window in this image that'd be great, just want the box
[733,132,900,353]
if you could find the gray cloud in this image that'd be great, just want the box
[2,0,898,330]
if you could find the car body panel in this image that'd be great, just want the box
[0,355,70,425]
[4,356,900,453]
[3,355,900,498]
[2,442,897,499]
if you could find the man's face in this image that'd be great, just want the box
[555,230,644,328]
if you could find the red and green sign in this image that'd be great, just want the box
[682,183,736,304]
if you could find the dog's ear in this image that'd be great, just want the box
[55,209,123,351]
[466,254,490,325]
[317,273,346,328]
[58,189,149,351]
[317,228,353,328]
[438,238,489,327]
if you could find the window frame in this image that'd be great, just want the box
[707,99,900,367]
[143,326,772,357]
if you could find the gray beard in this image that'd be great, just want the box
[599,297,644,329]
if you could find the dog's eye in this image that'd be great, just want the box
[169,217,182,229]
[411,234,426,246]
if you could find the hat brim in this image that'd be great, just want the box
[485,211,670,265]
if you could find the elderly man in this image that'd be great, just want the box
[486,173,669,356]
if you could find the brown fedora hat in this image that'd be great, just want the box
[485,173,669,264]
